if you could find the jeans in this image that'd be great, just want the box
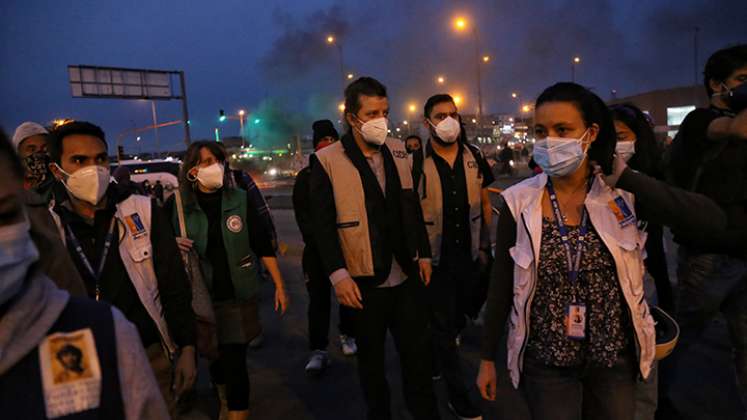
[305,265,357,351]
[355,278,439,420]
[521,354,637,420]
[663,250,747,413]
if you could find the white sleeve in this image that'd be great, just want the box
[112,307,169,420]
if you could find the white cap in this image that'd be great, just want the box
[12,122,49,150]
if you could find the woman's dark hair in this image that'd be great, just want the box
[610,103,663,178]
[535,82,616,174]
[179,141,229,198]
[703,44,747,96]
[48,121,107,164]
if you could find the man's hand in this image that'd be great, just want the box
[476,360,498,401]
[175,237,194,253]
[334,277,363,309]
[173,345,196,397]
[419,259,432,286]
[275,284,289,315]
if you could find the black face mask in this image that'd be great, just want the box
[725,82,747,113]
[22,152,51,187]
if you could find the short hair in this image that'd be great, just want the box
[703,44,747,96]
[344,77,387,119]
[0,128,24,179]
[48,121,107,164]
[424,94,455,119]
[610,103,662,177]
[536,82,616,174]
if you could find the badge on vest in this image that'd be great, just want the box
[226,215,244,233]
[124,213,147,239]
[608,196,636,228]
[38,328,102,419]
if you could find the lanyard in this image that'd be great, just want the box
[545,179,589,301]
[65,217,117,301]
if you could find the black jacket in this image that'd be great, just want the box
[54,183,195,348]
[309,134,430,287]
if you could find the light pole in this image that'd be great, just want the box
[150,100,160,158]
[453,16,488,125]
[326,35,346,95]
[571,56,581,83]
[238,109,246,148]
[136,136,142,155]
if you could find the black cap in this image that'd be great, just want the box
[312,120,339,147]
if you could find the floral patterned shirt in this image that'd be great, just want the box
[526,218,631,367]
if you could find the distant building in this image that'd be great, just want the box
[609,85,709,138]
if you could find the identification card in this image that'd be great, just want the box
[608,196,635,228]
[565,303,587,340]
[38,328,102,418]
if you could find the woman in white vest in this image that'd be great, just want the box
[475,83,728,420]
[478,83,655,420]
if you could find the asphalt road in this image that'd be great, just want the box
[180,172,744,420]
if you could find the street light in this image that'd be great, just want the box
[453,95,463,106]
[238,109,246,148]
[347,73,354,80]
[326,34,346,95]
[338,102,346,113]
[452,14,486,124]
[408,103,417,113]
[522,104,532,113]
[437,75,446,85]
[571,56,581,82]
[511,92,518,99]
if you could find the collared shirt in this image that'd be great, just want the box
[365,148,404,288]
[428,142,494,268]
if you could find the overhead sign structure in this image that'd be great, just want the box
[67,65,191,146]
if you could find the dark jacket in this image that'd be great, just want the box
[293,164,324,277]
[309,133,430,286]
[24,189,87,297]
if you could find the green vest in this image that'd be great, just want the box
[172,188,260,301]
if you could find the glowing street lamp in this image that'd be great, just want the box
[338,103,346,113]
[511,92,518,99]
[453,17,467,31]
[347,73,354,80]
[437,75,446,85]
[325,34,346,93]
[571,56,581,82]
[453,95,463,106]
[408,103,417,113]
[452,14,486,123]
[482,55,490,63]
[326,35,335,44]
[522,104,532,113]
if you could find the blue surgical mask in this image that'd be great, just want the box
[533,129,590,177]
[0,219,38,305]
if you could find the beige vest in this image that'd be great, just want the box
[419,145,483,265]
[316,137,413,277]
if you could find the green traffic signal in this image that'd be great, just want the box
[219,109,227,122]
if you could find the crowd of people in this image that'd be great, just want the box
[0,43,746,420]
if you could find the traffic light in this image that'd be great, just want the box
[219,109,226,122]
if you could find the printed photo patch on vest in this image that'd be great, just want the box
[226,215,244,233]
[124,213,147,238]
[38,328,102,418]
[467,160,478,169]
[608,196,636,228]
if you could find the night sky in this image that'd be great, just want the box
[1,0,746,152]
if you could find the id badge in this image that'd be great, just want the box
[565,303,586,340]
[608,196,635,228]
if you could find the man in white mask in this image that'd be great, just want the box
[0,130,168,419]
[415,94,494,420]
[47,121,196,417]
[309,77,438,419]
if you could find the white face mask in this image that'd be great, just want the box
[56,164,111,205]
[0,219,38,305]
[355,117,388,146]
[533,130,590,177]
[615,141,636,162]
[430,116,461,144]
[196,162,225,190]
